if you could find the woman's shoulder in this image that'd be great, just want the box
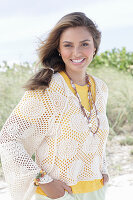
[90,74,108,93]
[22,72,65,98]
[49,72,67,90]
[51,72,64,83]
[22,89,45,99]
[90,75,108,105]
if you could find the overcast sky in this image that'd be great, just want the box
[0,0,133,64]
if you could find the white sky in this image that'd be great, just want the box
[0,0,133,64]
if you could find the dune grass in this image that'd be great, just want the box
[87,65,133,138]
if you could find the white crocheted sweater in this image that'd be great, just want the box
[0,72,109,200]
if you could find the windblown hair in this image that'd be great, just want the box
[23,12,101,91]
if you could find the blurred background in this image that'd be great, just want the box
[0,0,133,200]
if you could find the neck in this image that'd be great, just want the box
[65,69,87,86]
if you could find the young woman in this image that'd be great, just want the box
[0,12,109,200]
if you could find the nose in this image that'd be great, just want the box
[73,46,82,57]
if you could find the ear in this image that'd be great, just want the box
[57,48,61,56]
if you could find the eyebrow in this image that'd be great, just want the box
[62,39,91,43]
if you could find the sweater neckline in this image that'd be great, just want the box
[57,72,98,115]
[59,71,88,88]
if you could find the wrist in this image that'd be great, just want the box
[38,174,54,185]
[34,170,53,186]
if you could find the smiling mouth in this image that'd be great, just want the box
[70,58,85,64]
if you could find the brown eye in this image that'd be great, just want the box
[82,43,89,46]
[64,44,72,47]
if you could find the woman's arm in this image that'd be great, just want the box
[101,80,109,184]
[101,151,109,185]
[101,150,108,174]
[0,90,51,200]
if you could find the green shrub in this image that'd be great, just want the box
[90,47,133,76]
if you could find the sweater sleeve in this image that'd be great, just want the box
[101,81,109,175]
[101,151,108,174]
[0,90,51,200]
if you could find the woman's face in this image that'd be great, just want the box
[58,26,96,73]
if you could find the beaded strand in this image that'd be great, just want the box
[65,71,100,135]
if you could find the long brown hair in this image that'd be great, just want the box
[23,12,101,91]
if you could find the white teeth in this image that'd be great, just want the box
[71,59,84,63]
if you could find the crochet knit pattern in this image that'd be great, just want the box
[0,72,109,200]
